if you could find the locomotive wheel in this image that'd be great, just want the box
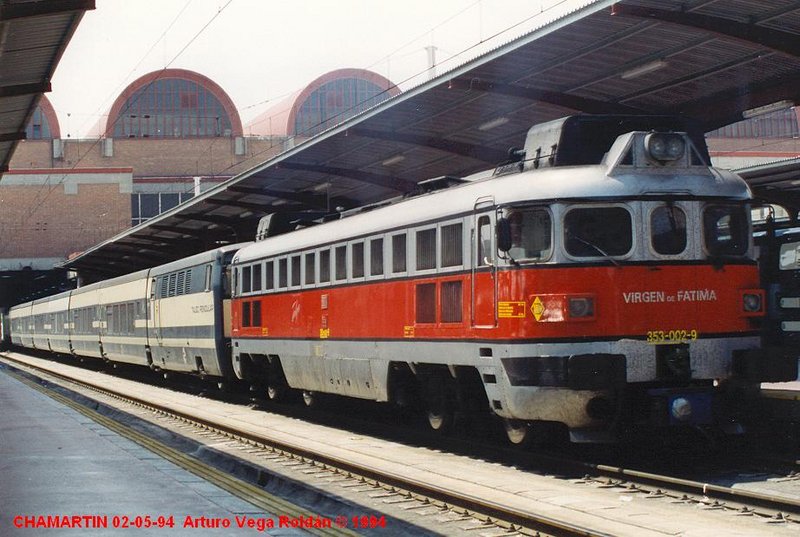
[503,419,530,446]
[266,383,284,401]
[426,401,453,432]
[302,390,317,407]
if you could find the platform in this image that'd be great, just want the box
[0,365,308,536]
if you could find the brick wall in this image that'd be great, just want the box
[0,171,132,264]
[9,135,294,177]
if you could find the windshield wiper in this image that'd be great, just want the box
[567,231,621,267]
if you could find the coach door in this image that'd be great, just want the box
[149,277,163,346]
[471,200,497,328]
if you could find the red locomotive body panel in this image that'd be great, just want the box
[231,263,761,343]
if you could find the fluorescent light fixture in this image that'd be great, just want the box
[478,117,509,131]
[742,100,795,119]
[381,155,405,166]
[620,59,667,80]
[272,199,287,206]
[312,182,330,192]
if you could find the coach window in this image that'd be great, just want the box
[416,228,437,271]
[335,245,347,281]
[370,238,384,276]
[265,261,275,291]
[252,263,262,292]
[392,234,407,273]
[651,205,687,255]
[441,222,463,268]
[319,249,331,283]
[352,242,365,278]
[305,252,316,285]
[564,206,631,258]
[278,258,288,288]
[703,204,749,257]
[291,255,302,287]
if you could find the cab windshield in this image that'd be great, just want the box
[504,207,552,261]
[703,204,749,257]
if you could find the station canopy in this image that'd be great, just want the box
[0,0,94,173]
[64,0,800,280]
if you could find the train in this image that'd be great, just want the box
[7,114,796,444]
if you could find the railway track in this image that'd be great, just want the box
[2,350,798,536]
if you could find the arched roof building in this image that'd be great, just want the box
[104,68,243,138]
[25,95,60,140]
[246,68,400,137]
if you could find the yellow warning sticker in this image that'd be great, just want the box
[498,301,526,318]
[403,326,415,338]
[531,296,545,321]
[319,328,330,339]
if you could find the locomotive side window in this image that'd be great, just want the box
[477,216,492,266]
[265,261,275,290]
[506,207,553,260]
[319,249,331,282]
[392,234,407,273]
[335,245,347,280]
[564,206,631,257]
[417,228,437,270]
[352,242,365,278]
[242,266,252,293]
[651,205,687,255]
[305,253,316,285]
[291,255,301,287]
[441,223,463,268]
[441,281,463,323]
[370,238,384,276]
[278,258,288,288]
[416,283,436,323]
[252,263,262,292]
[703,205,748,256]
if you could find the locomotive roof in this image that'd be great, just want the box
[234,134,752,264]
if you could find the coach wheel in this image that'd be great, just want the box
[503,419,530,446]
[302,391,317,407]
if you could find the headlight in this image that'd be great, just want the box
[645,133,685,162]
[742,292,762,313]
[670,397,692,421]
[568,296,595,318]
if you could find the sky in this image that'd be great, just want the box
[48,0,593,138]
